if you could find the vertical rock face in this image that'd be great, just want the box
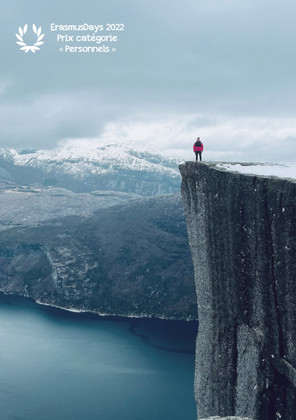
[180,162,296,420]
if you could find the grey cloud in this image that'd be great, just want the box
[0,0,295,160]
[0,91,133,148]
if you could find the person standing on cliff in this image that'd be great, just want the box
[193,137,203,161]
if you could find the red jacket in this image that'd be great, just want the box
[193,141,203,152]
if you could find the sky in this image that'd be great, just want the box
[0,0,295,162]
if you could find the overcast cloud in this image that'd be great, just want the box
[0,0,295,162]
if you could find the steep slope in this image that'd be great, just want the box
[0,193,196,320]
[180,162,296,419]
[0,142,180,195]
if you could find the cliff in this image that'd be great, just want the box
[180,162,296,419]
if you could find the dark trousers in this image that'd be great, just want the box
[195,151,202,161]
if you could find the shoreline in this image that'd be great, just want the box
[0,290,197,323]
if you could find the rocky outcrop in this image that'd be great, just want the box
[180,162,296,419]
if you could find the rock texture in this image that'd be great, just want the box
[180,162,296,419]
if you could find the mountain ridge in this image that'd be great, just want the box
[0,142,181,195]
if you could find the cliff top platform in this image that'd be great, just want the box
[180,161,296,182]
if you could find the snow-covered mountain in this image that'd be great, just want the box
[0,141,182,195]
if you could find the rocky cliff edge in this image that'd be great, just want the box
[180,161,296,419]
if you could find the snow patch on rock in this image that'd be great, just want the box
[216,162,296,181]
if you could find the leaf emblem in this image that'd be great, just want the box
[17,24,44,53]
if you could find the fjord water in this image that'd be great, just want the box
[0,293,197,420]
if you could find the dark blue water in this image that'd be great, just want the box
[0,293,197,420]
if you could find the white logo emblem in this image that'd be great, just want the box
[16,24,45,53]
